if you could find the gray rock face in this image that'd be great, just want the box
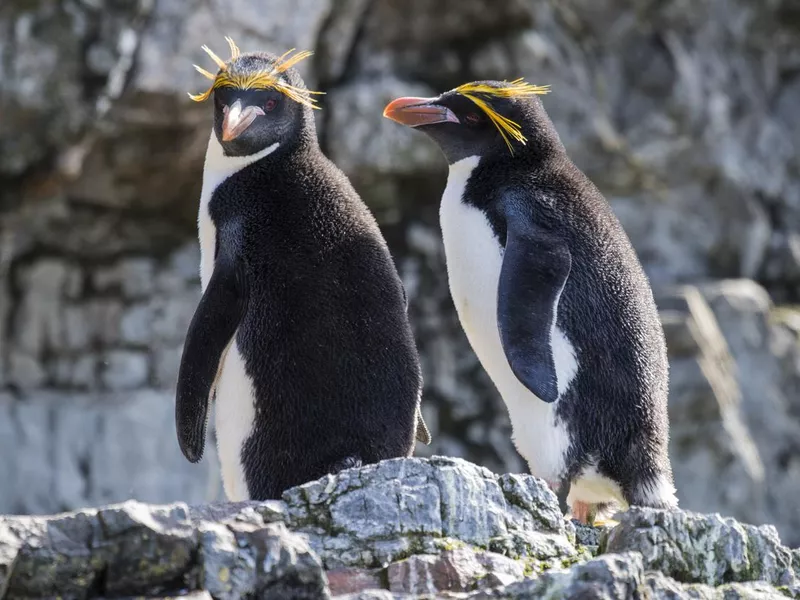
[0,499,328,600]
[605,508,795,587]
[2,0,800,557]
[657,282,800,546]
[284,457,571,569]
[1,458,798,599]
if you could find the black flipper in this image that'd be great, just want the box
[176,222,248,462]
[497,193,572,403]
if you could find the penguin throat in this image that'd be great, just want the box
[204,132,279,179]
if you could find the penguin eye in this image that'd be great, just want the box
[264,97,279,112]
[464,112,482,126]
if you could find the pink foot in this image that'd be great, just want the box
[572,501,592,524]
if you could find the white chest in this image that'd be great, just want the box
[196,133,278,501]
[438,157,573,483]
[197,135,280,290]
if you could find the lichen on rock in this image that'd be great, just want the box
[0,457,798,599]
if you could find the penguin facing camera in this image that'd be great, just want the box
[384,80,677,524]
[176,38,430,501]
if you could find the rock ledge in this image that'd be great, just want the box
[1,457,797,599]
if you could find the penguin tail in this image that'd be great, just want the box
[627,473,679,510]
[329,456,363,474]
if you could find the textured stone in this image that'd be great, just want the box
[53,354,98,388]
[101,350,149,390]
[0,0,153,175]
[284,457,572,569]
[465,553,647,600]
[7,352,46,389]
[149,289,201,345]
[0,279,8,386]
[119,303,154,346]
[13,260,68,356]
[94,259,156,299]
[1,460,799,598]
[605,508,796,587]
[199,521,329,600]
[0,392,222,516]
[657,285,768,529]
[387,547,524,594]
[326,78,441,176]
[697,280,800,546]
[0,500,329,599]
[326,566,384,596]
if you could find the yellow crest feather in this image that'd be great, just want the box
[454,78,550,154]
[188,38,323,108]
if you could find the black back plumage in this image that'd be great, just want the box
[460,94,672,502]
[209,140,422,499]
[179,50,423,500]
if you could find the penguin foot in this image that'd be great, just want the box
[591,517,620,528]
[571,501,596,525]
[571,501,619,527]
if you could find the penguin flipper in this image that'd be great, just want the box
[497,200,572,404]
[176,226,248,463]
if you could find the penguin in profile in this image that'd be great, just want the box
[383,80,677,523]
[176,38,430,501]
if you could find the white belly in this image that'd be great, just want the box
[439,157,572,483]
[214,339,255,501]
[196,133,279,501]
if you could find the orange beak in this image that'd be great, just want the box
[382,96,460,127]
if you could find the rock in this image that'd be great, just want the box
[326,567,384,596]
[1,459,799,598]
[605,508,796,587]
[0,500,329,599]
[0,0,153,175]
[387,547,524,594]
[101,350,150,390]
[7,352,46,389]
[0,279,9,386]
[657,285,768,528]
[697,280,800,546]
[13,260,68,357]
[198,521,329,600]
[283,457,572,569]
[0,392,221,516]
[94,258,156,299]
[464,553,647,600]
[120,303,154,346]
[325,78,441,177]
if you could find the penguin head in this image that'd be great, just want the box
[189,38,322,157]
[383,79,553,164]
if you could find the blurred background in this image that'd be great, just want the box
[1,0,799,545]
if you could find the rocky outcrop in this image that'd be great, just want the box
[2,0,800,551]
[1,457,798,599]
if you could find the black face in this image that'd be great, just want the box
[420,92,515,162]
[213,86,299,157]
[383,83,547,164]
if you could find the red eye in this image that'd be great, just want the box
[265,98,278,112]
[465,112,481,125]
